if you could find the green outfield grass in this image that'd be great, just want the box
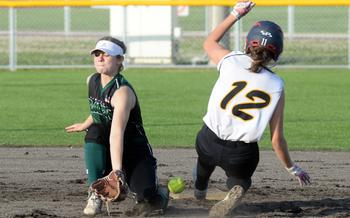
[0,68,349,151]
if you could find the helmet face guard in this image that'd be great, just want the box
[245,21,284,61]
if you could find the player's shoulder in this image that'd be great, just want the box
[114,73,133,90]
[111,83,136,108]
[219,51,246,62]
[90,72,101,81]
[261,67,283,80]
[86,73,97,85]
[217,51,248,71]
[260,67,285,89]
[86,73,100,86]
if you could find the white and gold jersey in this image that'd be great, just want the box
[203,51,284,143]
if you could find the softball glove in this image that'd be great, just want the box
[90,170,128,202]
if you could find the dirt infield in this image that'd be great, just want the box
[1,147,349,218]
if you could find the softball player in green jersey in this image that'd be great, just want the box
[192,1,311,217]
[65,36,168,216]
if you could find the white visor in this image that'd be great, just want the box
[90,40,124,56]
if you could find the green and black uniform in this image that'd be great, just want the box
[84,73,158,201]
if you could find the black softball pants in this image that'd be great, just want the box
[195,124,259,192]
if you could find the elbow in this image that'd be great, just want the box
[109,132,123,147]
[203,39,211,54]
[271,136,287,150]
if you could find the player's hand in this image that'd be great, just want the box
[287,164,311,186]
[65,123,86,133]
[231,1,255,20]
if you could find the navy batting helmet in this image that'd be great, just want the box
[245,21,284,61]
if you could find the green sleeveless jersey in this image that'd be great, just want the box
[88,73,150,149]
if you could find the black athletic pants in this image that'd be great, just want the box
[195,124,259,192]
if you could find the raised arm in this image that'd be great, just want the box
[204,1,255,65]
[269,91,311,186]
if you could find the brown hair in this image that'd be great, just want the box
[246,46,274,73]
[98,36,127,72]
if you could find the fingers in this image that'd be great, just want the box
[287,165,311,187]
[65,124,78,132]
[248,2,256,10]
[236,1,255,8]
[65,123,84,132]
[65,126,75,133]
[232,1,255,19]
[298,173,311,186]
[302,174,311,185]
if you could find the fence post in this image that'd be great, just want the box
[288,6,295,40]
[122,6,128,68]
[64,6,71,36]
[212,6,230,49]
[234,20,241,52]
[9,7,17,71]
[205,7,210,34]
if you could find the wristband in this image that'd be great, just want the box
[286,164,301,175]
[231,9,241,20]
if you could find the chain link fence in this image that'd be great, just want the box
[0,5,349,70]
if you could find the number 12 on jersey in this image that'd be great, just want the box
[220,81,271,121]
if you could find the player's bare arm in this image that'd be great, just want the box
[203,15,236,65]
[270,91,311,186]
[65,115,93,133]
[269,91,293,168]
[204,1,255,65]
[109,86,136,171]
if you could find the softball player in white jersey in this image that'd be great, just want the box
[192,1,311,217]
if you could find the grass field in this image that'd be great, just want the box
[0,68,349,151]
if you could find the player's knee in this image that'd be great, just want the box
[226,177,251,192]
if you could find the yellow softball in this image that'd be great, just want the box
[167,177,185,194]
